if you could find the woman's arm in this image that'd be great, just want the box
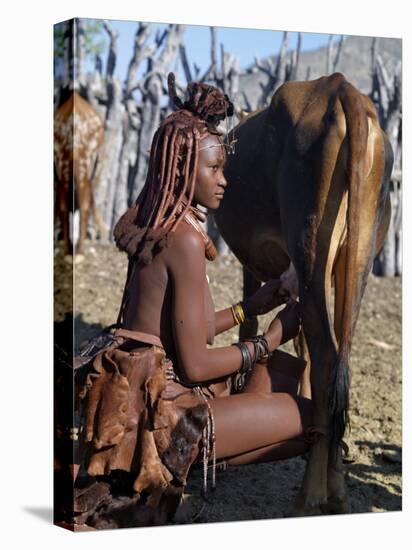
[213,278,290,336]
[166,227,281,383]
[214,308,238,335]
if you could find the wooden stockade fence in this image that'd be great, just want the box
[373,170,402,277]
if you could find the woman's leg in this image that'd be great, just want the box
[196,350,312,466]
[244,349,307,395]
[210,391,313,461]
[226,439,308,465]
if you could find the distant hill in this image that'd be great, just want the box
[238,35,402,109]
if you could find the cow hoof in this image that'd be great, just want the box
[99,226,109,241]
[325,494,351,515]
[293,492,324,517]
[293,503,323,517]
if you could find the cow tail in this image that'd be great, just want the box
[328,81,368,447]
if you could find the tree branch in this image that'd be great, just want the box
[103,20,118,79]
[333,35,344,71]
[125,23,155,95]
[326,34,333,74]
[179,44,193,83]
[210,26,217,78]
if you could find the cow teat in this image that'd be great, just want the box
[279,261,299,301]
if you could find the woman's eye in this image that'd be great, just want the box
[212,166,218,172]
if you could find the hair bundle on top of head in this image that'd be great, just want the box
[113,72,234,265]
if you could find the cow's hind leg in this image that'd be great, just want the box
[89,156,109,243]
[293,290,338,515]
[92,204,109,242]
[76,172,89,263]
[58,191,73,262]
[326,444,350,514]
[325,244,351,513]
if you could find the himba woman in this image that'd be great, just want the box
[79,73,314,528]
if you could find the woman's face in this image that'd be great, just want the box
[193,134,227,210]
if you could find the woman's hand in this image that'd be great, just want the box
[244,278,290,317]
[266,300,302,347]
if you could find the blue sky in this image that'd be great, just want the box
[83,18,336,84]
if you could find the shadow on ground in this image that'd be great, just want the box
[345,440,402,512]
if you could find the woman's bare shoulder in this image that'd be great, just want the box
[164,223,206,272]
[168,223,205,254]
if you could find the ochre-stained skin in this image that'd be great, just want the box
[54,91,106,260]
[215,73,393,514]
[121,133,314,475]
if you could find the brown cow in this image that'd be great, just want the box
[215,73,392,514]
[54,91,106,262]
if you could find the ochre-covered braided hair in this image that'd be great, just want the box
[113,72,234,265]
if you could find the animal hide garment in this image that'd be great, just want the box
[79,331,209,498]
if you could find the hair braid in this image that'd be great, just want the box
[172,129,200,230]
[139,125,163,226]
[154,129,182,227]
[113,72,233,265]
[167,131,194,223]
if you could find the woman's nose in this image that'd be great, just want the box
[219,175,228,188]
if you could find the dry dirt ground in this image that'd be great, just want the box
[55,241,402,523]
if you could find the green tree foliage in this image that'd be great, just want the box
[54,19,106,61]
[54,21,67,60]
[83,20,106,57]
